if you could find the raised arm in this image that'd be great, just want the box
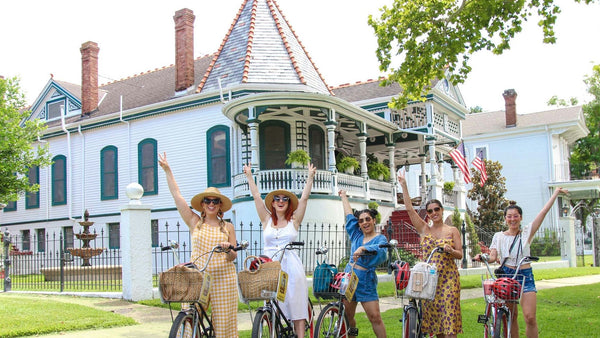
[529,187,568,241]
[243,164,270,223]
[397,169,427,234]
[338,189,353,216]
[158,152,199,228]
[293,163,316,228]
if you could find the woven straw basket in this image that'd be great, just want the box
[238,256,281,301]
[159,264,203,302]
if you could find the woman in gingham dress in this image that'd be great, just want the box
[160,153,239,337]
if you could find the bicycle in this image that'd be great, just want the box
[159,240,248,338]
[396,245,445,338]
[313,249,377,337]
[475,253,539,338]
[240,241,314,338]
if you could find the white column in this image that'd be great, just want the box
[358,135,368,179]
[248,106,259,172]
[326,122,337,172]
[560,216,577,267]
[121,183,153,301]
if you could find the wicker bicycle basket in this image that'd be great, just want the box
[159,264,204,303]
[238,256,281,301]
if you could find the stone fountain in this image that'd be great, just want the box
[68,210,104,266]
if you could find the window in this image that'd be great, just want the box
[207,126,230,187]
[101,146,118,200]
[151,219,159,247]
[63,226,74,250]
[26,166,40,209]
[4,200,16,212]
[259,121,290,169]
[36,228,46,253]
[138,139,157,195]
[22,230,30,251]
[108,223,120,249]
[52,155,67,205]
[309,125,325,169]
[46,99,65,120]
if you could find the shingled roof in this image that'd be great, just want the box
[197,0,331,95]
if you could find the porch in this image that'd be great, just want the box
[232,168,397,203]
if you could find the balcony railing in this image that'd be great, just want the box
[233,169,395,202]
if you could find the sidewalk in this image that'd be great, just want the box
[24,274,600,337]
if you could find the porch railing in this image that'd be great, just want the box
[233,169,394,202]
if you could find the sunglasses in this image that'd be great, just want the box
[426,207,441,214]
[203,198,221,205]
[273,196,290,202]
[358,216,372,224]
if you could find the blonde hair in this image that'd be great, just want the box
[196,208,228,234]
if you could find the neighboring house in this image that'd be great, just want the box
[462,89,599,237]
[1,0,469,253]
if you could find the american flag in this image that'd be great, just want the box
[449,143,471,184]
[472,154,487,187]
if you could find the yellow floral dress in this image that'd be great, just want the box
[191,223,238,337]
[420,234,463,335]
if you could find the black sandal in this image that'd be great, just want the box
[348,327,359,336]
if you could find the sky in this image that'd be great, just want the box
[1,0,599,114]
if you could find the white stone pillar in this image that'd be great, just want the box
[121,183,153,301]
[560,216,577,267]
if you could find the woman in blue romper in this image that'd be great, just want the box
[339,190,388,337]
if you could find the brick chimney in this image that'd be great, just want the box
[503,89,517,128]
[174,8,195,92]
[81,41,99,116]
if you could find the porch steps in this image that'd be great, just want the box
[383,210,423,258]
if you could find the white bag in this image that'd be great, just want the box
[405,262,438,300]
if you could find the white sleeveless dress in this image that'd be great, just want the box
[263,219,308,321]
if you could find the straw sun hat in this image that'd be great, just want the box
[190,187,232,212]
[264,190,299,212]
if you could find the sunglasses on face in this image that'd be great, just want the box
[358,216,372,224]
[426,207,441,214]
[273,196,290,202]
[203,198,221,205]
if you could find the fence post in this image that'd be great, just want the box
[121,183,153,301]
[3,230,10,292]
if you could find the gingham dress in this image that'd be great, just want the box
[191,223,238,337]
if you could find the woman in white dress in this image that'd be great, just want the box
[243,163,316,338]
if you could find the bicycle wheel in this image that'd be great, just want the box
[493,307,509,338]
[252,309,275,338]
[402,305,419,338]
[169,311,201,338]
[314,303,348,337]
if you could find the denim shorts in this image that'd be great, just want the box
[499,266,537,293]
[344,265,379,302]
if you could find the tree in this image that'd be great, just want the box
[464,212,481,256]
[0,76,52,204]
[368,0,597,108]
[467,160,510,236]
[569,64,600,179]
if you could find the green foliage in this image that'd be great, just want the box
[465,212,481,256]
[470,106,484,113]
[547,94,579,107]
[368,201,382,224]
[390,247,418,266]
[467,160,510,234]
[367,1,595,108]
[0,76,52,204]
[443,181,455,194]
[570,64,600,179]
[336,156,359,173]
[367,161,390,180]
[284,149,310,166]
[531,229,561,256]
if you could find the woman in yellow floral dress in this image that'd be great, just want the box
[398,170,462,337]
[160,152,238,337]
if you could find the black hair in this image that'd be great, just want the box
[504,201,522,217]
[425,199,443,210]
[354,208,378,219]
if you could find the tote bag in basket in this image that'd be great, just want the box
[238,256,281,300]
[159,264,203,302]
[405,262,438,300]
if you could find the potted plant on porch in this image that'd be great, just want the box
[337,156,359,174]
[285,149,311,168]
[368,161,390,180]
